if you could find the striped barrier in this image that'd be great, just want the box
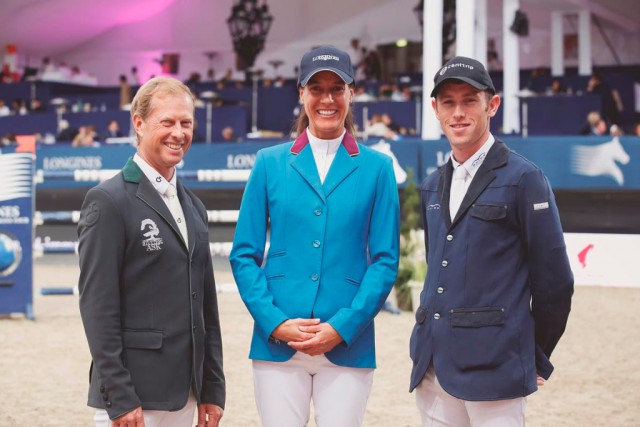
[34,210,240,225]
[35,169,251,183]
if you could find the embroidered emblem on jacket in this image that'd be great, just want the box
[141,219,163,251]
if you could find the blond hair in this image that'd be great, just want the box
[130,76,196,122]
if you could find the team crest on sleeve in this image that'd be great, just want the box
[141,219,163,251]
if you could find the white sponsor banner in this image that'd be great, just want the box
[565,233,640,288]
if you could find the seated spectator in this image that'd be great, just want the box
[381,113,401,134]
[11,99,28,115]
[548,78,565,95]
[30,98,47,113]
[0,99,10,117]
[56,119,78,142]
[221,126,239,142]
[104,120,123,139]
[609,124,624,137]
[579,111,607,136]
[273,76,286,87]
[390,84,411,102]
[1,133,18,147]
[353,85,375,102]
[634,122,640,137]
[365,113,397,140]
[72,125,98,147]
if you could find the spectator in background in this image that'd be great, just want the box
[609,124,624,137]
[634,122,640,136]
[11,99,28,115]
[221,126,239,142]
[0,99,10,116]
[130,66,140,85]
[548,78,565,95]
[381,113,401,134]
[30,97,46,113]
[104,120,123,139]
[366,113,397,140]
[580,111,608,136]
[1,132,18,147]
[587,72,622,125]
[119,74,132,109]
[56,119,78,142]
[353,85,375,102]
[185,72,202,88]
[72,125,98,147]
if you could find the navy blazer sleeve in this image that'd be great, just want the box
[517,169,574,379]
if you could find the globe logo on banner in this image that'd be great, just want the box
[0,232,22,277]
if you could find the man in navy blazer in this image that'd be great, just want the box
[78,77,225,427]
[409,56,574,426]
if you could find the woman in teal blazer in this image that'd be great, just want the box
[230,46,399,427]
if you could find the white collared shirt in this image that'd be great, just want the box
[307,128,344,184]
[449,134,495,202]
[133,153,178,210]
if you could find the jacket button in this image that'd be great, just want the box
[102,393,108,401]
[312,240,321,248]
[192,325,196,331]
[437,286,444,294]
[446,234,453,241]
[192,292,197,299]
[441,260,448,267]
[314,209,322,216]
[99,385,105,393]
[105,401,112,408]
[311,274,319,281]
[434,313,441,320]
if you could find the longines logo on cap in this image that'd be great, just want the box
[440,63,474,75]
[313,55,339,61]
[141,218,163,251]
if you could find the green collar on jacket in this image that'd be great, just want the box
[122,157,143,183]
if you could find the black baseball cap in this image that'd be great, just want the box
[431,56,496,97]
[297,45,355,87]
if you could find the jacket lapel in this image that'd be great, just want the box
[123,158,188,251]
[439,161,454,228]
[290,144,325,202]
[322,144,358,199]
[177,180,197,253]
[451,141,509,226]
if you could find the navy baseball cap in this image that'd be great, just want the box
[298,45,355,87]
[431,56,495,97]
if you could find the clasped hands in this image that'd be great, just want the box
[271,318,343,356]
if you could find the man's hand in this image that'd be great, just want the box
[537,375,545,387]
[271,318,320,343]
[112,406,144,426]
[197,403,223,427]
[287,322,343,356]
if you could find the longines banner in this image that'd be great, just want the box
[0,153,35,318]
[35,136,640,189]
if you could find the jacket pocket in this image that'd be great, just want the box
[122,329,163,349]
[470,203,507,221]
[345,277,361,287]
[450,307,505,327]
[449,307,510,372]
[265,250,286,279]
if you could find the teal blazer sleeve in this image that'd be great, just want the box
[229,149,289,341]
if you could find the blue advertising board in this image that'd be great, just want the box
[0,153,35,319]
[34,135,640,190]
